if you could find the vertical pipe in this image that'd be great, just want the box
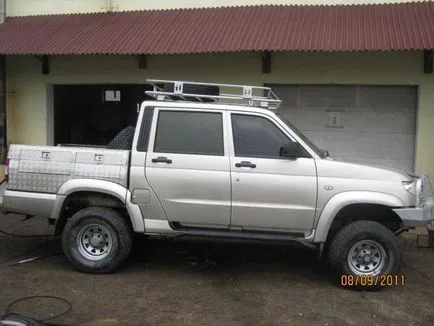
[0,0,5,24]
[0,55,6,161]
[0,0,6,160]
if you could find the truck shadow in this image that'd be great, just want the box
[0,231,333,287]
[129,236,332,285]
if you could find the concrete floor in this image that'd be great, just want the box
[0,213,433,326]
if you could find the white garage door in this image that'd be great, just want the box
[270,85,417,172]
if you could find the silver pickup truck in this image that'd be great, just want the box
[1,80,433,288]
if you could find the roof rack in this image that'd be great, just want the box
[145,79,282,109]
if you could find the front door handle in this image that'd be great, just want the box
[235,161,256,168]
[152,156,172,164]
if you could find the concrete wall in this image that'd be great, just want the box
[5,51,434,179]
[6,0,426,16]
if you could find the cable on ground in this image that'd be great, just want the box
[5,295,72,323]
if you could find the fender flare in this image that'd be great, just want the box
[313,191,405,243]
[52,179,144,233]
[57,179,128,201]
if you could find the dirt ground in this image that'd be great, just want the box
[0,213,433,326]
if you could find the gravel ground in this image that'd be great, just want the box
[0,213,433,326]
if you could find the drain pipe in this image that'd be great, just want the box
[0,0,6,161]
[0,56,6,161]
[103,0,118,12]
[0,0,4,24]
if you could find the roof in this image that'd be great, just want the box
[0,2,433,55]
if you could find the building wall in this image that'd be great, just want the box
[5,51,434,179]
[6,0,427,16]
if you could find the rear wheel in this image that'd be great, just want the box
[62,207,133,273]
[328,220,400,290]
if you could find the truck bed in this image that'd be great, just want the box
[6,144,130,194]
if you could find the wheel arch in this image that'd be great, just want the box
[56,179,128,203]
[53,179,144,236]
[314,191,405,243]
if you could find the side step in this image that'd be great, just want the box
[170,222,305,242]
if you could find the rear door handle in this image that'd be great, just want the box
[151,156,172,164]
[235,161,256,168]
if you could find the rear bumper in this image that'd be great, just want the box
[393,205,434,227]
[0,183,57,217]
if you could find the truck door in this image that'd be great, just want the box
[229,112,317,234]
[145,108,231,229]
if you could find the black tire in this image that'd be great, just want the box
[164,83,219,102]
[107,126,135,150]
[62,207,133,273]
[328,220,400,290]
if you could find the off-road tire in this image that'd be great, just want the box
[328,220,400,290]
[107,126,135,150]
[62,207,133,273]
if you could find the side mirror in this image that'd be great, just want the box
[279,142,302,159]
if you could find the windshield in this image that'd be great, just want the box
[276,113,326,158]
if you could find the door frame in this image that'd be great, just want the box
[226,109,318,233]
[144,106,232,229]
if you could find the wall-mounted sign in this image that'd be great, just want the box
[326,110,344,128]
[104,90,121,102]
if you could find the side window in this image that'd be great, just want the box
[231,114,290,158]
[154,110,224,156]
[136,107,154,152]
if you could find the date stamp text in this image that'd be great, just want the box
[340,274,405,287]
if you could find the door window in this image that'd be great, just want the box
[154,110,224,156]
[231,114,291,158]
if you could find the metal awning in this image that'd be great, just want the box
[0,2,433,55]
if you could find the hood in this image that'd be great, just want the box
[316,157,413,182]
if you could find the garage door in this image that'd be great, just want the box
[270,85,417,172]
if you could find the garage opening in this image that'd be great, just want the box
[269,85,417,172]
[53,84,152,146]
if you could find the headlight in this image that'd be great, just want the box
[413,175,434,208]
[402,180,416,196]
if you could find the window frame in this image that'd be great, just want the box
[149,108,228,157]
[228,111,312,159]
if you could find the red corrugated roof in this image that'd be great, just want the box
[0,2,433,55]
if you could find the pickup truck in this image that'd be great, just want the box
[1,80,433,288]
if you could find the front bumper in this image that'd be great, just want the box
[393,174,434,227]
[393,205,434,227]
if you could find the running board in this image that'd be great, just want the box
[170,222,305,241]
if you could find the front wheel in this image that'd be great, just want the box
[62,207,133,273]
[328,220,401,290]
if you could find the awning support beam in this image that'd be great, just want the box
[41,55,49,75]
[33,55,50,75]
[138,55,147,69]
[262,51,271,74]
[424,50,433,74]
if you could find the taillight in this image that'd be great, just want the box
[4,158,9,183]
